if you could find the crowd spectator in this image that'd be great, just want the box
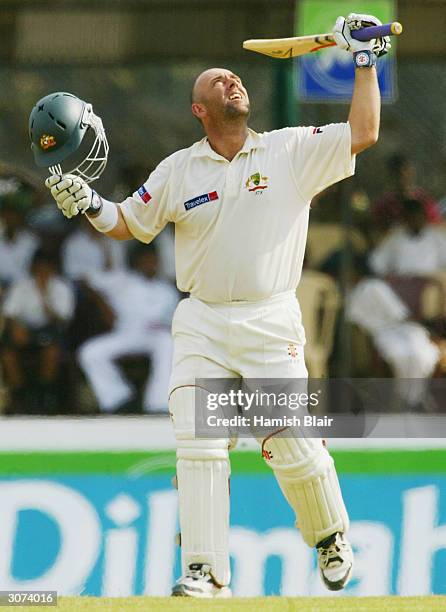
[61,219,128,280]
[370,198,446,276]
[1,249,75,413]
[0,187,39,291]
[344,197,446,410]
[346,271,440,409]
[372,154,442,232]
[77,243,178,414]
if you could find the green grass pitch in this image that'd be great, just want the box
[13,596,446,611]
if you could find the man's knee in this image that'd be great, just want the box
[169,385,230,459]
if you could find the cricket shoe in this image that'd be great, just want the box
[317,532,353,591]
[171,563,232,598]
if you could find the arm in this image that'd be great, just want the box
[348,67,380,154]
[89,204,133,241]
[46,160,171,244]
[333,13,388,155]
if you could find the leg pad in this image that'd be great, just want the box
[170,386,231,585]
[262,432,349,547]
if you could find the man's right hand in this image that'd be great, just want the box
[45,174,93,219]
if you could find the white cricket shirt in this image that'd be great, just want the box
[120,124,355,303]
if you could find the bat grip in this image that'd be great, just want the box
[351,22,402,41]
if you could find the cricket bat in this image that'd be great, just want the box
[243,22,403,59]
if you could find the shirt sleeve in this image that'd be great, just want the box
[284,123,356,201]
[119,157,173,244]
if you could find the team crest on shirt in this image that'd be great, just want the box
[245,172,268,193]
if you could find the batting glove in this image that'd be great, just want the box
[45,174,93,219]
[333,13,391,57]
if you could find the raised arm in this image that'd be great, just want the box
[348,67,380,154]
[333,12,390,155]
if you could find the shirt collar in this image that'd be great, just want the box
[191,128,266,160]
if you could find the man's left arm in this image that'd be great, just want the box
[348,67,380,154]
[333,13,391,154]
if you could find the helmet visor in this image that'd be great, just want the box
[49,111,109,184]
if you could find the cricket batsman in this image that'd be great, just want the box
[33,12,390,598]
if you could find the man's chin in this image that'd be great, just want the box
[225,103,250,120]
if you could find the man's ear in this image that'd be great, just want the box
[191,102,206,122]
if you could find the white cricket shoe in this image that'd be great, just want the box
[171,563,232,598]
[317,532,353,591]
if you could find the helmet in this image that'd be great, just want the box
[29,92,109,183]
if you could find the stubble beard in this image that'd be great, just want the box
[224,101,251,122]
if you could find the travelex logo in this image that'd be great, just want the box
[137,185,152,204]
[184,191,219,211]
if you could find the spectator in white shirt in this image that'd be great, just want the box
[77,243,179,413]
[1,250,75,413]
[346,257,440,410]
[370,198,446,277]
[61,219,128,280]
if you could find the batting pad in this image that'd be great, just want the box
[262,433,349,547]
[170,386,231,586]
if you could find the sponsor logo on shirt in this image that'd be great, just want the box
[137,185,152,204]
[312,127,323,134]
[245,172,268,192]
[184,191,219,211]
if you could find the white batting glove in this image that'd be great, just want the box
[45,174,93,219]
[333,13,391,57]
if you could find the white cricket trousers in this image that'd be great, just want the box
[78,328,173,412]
[168,293,349,586]
[169,291,308,390]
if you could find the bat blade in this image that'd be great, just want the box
[243,34,336,59]
[243,22,403,59]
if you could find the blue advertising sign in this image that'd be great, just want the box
[297,0,397,102]
[0,474,445,597]
[298,55,396,102]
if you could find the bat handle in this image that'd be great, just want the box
[351,21,403,42]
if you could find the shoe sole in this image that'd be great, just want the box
[321,563,353,591]
[171,585,231,598]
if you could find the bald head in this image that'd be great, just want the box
[191,68,250,126]
[192,68,231,104]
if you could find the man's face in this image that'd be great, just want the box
[192,68,250,123]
